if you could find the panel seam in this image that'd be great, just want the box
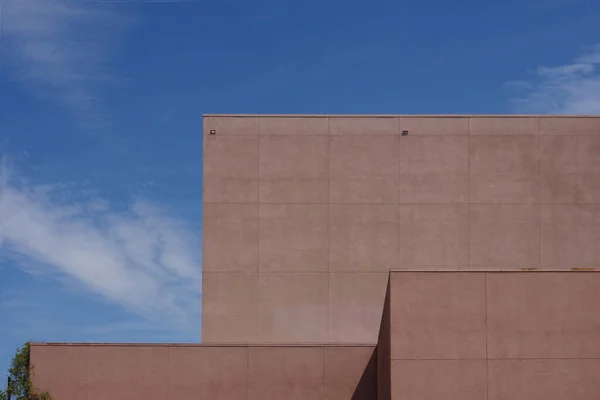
[322,347,326,399]
[537,117,542,270]
[165,347,170,400]
[246,347,250,400]
[485,272,489,400]
[327,115,331,344]
[468,117,472,270]
[397,117,401,273]
[256,117,260,344]
[86,346,90,400]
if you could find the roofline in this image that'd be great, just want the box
[30,342,376,348]
[203,114,600,118]
[389,268,599,272]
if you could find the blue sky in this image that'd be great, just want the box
[1,0,599,378]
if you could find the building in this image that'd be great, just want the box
[31,115,600,399]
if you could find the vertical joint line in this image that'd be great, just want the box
[166,347,170,399]
[86,346,91,400]
[485,272,489,400]
[467,117,471,269]
[322,347,326,399]
[397,116,400,202]
[326,115,331,343]
[397,116,401,271]
[246,347,250,400]
[256,117,260,343]
[537,117,542,269]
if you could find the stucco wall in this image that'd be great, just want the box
[389,271,600,400]
[201,115,600,344]
[30,343,376,400]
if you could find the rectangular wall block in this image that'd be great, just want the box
[86,346,168,400]
[541,136,600,203]
[259,135,328,203]
[486,272,600,358]
[469,136,539,203]
[168,347,247,400]
[469,204,539,269]
[329,204,398,272]
[398,136,469,203]
[488,360,600,400]
[541,204,600,268]
[391,360,487,400]
[248,347,324,400]
[202,272,258,343]
[259,204,328,272]
[329,272,388,343]
[30,345,89,400]
[390,272,486,360]
[398,204,469,269]
[257,273,328,343]
[330,136,399,203]
[202,204,258,272]
[203,135,259,203]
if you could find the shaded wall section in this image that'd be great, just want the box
[388,271,600,400]
[30,343,377,400]
[201,115,600,344]
[376,279,391,400]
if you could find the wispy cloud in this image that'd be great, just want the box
[0,161,201,327]
[1,0,123,127]
[508,44,600,114]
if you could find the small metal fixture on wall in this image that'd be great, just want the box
[209,129,216,135]
[401,130,409,136]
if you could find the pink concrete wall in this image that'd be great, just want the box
[389,271,600,400]
[201,115,600,344]
[30,344,376,400]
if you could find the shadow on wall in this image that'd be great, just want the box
[375,278,391,400]
[352,348,378,400]
[351,277,390,400]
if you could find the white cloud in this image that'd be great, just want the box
[508,45,600,114]
[0,162,201,327]
[1,0,122,127]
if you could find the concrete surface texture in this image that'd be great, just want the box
[30,343,377,400]
[202,115,600,344]
[387,271,600,400]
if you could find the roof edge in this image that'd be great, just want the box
[30,342,377,348]
[389,268,599,273]
[203,114,600,118]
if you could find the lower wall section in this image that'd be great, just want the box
[488,359,600,400]
[391,360,487,400]
[388,271,600,400]
[30,344,376,400]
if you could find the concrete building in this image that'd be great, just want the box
[31,115,600,399]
